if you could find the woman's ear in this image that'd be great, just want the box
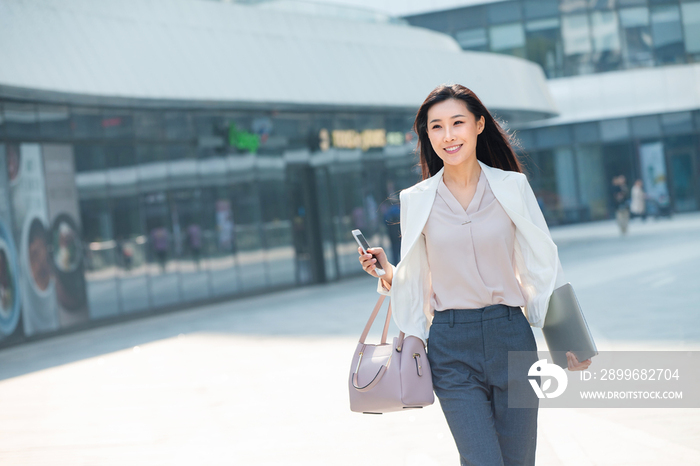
[477,116,485,134]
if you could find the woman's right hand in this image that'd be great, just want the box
[357,247,393,284]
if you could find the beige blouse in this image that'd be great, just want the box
[422,170,526,311]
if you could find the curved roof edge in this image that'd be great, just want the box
[0,0,558,124]
[520,63,700,128]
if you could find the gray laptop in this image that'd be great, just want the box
[542,283,598,369]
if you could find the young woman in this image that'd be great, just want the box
[358,84,590,466]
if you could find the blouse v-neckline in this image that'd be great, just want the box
[438,170,486,216]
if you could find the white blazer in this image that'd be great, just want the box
[377,160,566,343]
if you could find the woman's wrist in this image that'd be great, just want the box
[380,266,393,288]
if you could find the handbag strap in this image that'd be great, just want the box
[358,296,406,347]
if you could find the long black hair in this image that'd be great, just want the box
[414,84,523,180]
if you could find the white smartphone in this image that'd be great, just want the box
[352,229,385,276]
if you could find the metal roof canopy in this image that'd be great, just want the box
[0,0,557,124]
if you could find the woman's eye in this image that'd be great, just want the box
[454,121,463,125]
[431,125,441,130]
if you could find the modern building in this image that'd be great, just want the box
[0,0,556,344]
[404,0,700,222]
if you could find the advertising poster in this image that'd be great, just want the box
[10,144,59,336]
[639,142,670,201]
[42,144,89,328]
[0,144,22,340]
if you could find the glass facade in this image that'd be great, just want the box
[405,0,700,78]
[516,113,700,223]
[0,99,418,343]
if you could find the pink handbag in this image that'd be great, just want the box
[348,295,434,414]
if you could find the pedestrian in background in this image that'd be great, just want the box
[630,179,647,221]
[358,84,590,466]
[612,175,630,235]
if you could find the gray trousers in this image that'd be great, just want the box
[427,305,539,466]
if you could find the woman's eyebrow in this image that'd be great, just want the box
[429,114,466,124]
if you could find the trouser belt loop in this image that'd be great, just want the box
[449,309,455,328]
[508,306,514,321]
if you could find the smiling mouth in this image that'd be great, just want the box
[444,144,462,154]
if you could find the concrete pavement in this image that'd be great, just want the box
[1,213,699,465]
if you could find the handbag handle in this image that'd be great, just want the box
[358,296,406,346]
[352,296,408,392]
[351,355,387,391]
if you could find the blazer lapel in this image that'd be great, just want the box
[479,160,520,213]
[400,167,443,260]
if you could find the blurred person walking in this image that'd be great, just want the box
[612,175,630,235]
[630,179,647,221]
[358,84,589,466]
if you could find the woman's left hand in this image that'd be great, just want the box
[566,351,592,371]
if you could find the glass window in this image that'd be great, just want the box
[661,112,694,134]
[38,105,71,139]
[665,135,698,211]
[489,23,526,56]
[105,143,137,168]
[445,6,487,30]
[681,2,700,54]
[455,28,488,50]
[526,17,560,31]
[620,7,654,67]
[620,7,650,27]
[600,118,630,141]
[134,111,163,140]
[142,190,182,307]
[74,144,107,172]
[164,112,194,140]
[560,0,590,14]
[136,144,169,198]
[3,103,38,138]
[525,18,563,76]
[523,0,559,19]
[591,10,622,71]
[535,126,573,148]
[591,11,621,52]
[576,145,609,219]
[515,129,536,149]
[631,115,662,137]
[591,0,616,9]
[562,14,592,55]
[230,179,268,290]
[72,107,103,139]
[102,110,133,139]
[81,197,121,318]
[602,142,635,202]
[618,0,646,5]
[651,5,685,64]
[554,147,578,215]
[574,122,600,143]
[562,14,594,75]
[112,195,150,313]
[487,1,522,24]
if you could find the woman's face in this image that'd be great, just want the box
[426,98,484,168]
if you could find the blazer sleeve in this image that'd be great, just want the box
[520,175,567,289]
[376,190,406,295]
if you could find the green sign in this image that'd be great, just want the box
[228,123,260,153]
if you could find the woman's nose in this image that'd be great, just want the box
[443,128,456,142]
